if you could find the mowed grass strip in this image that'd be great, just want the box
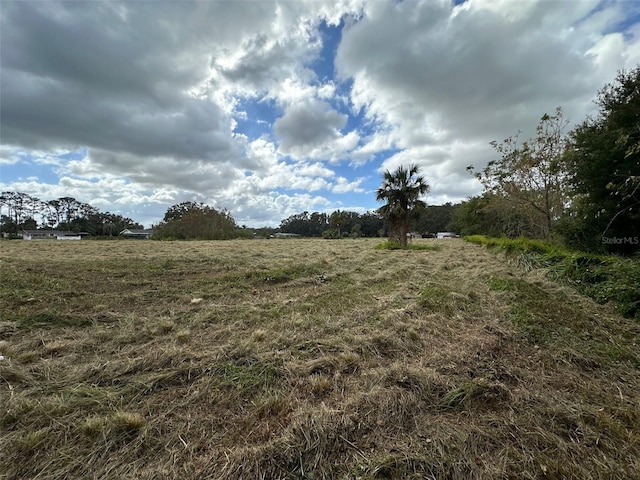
[1,238,639,479]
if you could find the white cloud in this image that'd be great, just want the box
[331,176,365,193]
[0,146,24,165]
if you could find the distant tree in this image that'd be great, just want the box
[469,108,570,239]
[309,212,330,236]
[329,210,349,237]
[321,228,340,239]
[22,217,38,230]
[155,202,248,240]
[163,201,203,223]
[0,215,18,235]
[101,213,143,236]
[58,197,79,226]
[561,67,640,253]
[0,191,32,226]
[0,191,146,236]
[278,210,382,238]
[0,191,43,234]
[376,164,430,247]
[359,212,384,237]
[448,194,542,238]
[279,211,313,236]
[47,199,63,227]
[413,203,459,235]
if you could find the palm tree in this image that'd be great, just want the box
[376,164,430,247]
[329,210,348,237]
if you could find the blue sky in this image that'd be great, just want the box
[1,0,639,227]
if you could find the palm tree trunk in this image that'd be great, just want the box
[399,217,408,248]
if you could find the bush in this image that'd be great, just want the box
[322,229,340,239]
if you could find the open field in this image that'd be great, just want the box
[1,238,639,479]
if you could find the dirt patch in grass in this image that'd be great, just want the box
[1,238,639,479]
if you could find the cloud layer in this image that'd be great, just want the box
[1,0,638,226]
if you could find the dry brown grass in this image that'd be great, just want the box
[1,238,639,479]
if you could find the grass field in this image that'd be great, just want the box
[1,238,639,479]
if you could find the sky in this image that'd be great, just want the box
[1,0,639,228]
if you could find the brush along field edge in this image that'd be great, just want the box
[1,238,639,479]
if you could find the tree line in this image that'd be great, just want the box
[0,192,143,237]
[278,204,458,240]
[0,189,459,241]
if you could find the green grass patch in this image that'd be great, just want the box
[438,379,508,411]
[487,275,640,366]
[376,241,442,251]
[13,312,95,330]
[488,276,580,345]
[211,361,283,390]
[467,235,640,319]
[418,282,476,316]
[487,276,518,292]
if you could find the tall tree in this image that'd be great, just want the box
[47,199,63,228]
[329,210,349,237]
[359,212,384,237]
[469,108,570,239]
[562,67,640,253]
[56,197,83,229]
[376,164,429,247]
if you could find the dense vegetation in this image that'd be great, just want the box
[463,68,639,254]
[152,201,252,240]
[560,68,640,253]
[279,210,382,238]
[279,205,458,239]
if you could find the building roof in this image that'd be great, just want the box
[22,230,88,236]
[120,229,154,235]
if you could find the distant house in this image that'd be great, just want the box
[271,233,299,238]
[436,232,460,239]
[21,230,88,240]
[120,228,154,239]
